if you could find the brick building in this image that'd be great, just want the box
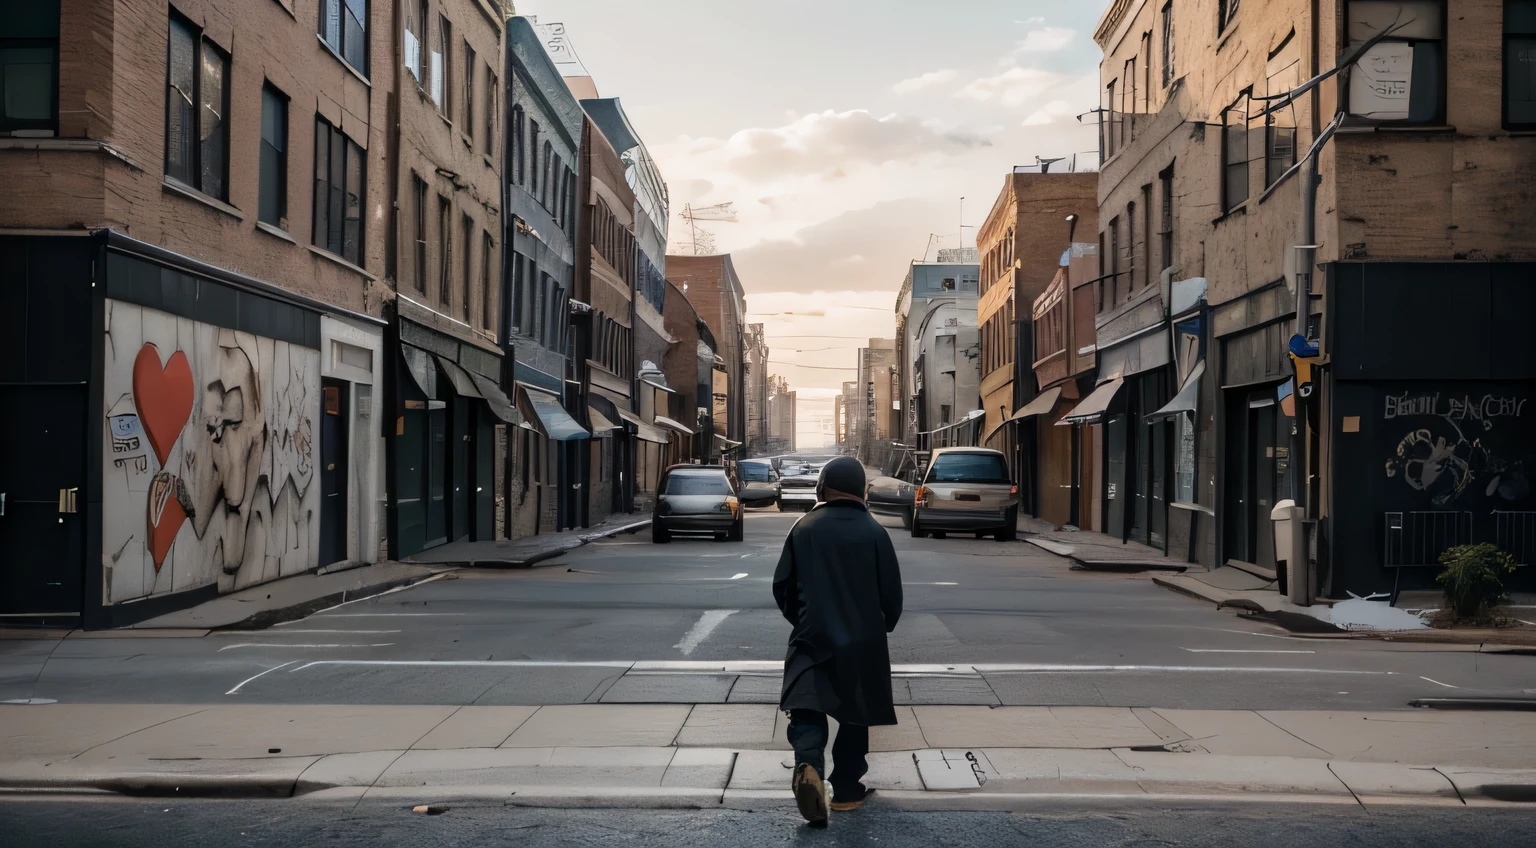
[1094,0,1536,595]
[667,253,748,459]
[0,0,394,627]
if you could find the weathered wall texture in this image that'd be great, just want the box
[103,300,320,604]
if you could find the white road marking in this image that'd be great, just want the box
[739,554,752,558]
[1214,628,1320,642]
[290,572,455,620]
[225,660,298,695]
[217,643,395,652]
[904,582,959,586]
[673,610,738,656]
[212,629,401,635]
[276,659,1391,677]
[285,613,468,622]
[1420,676,1459,689]
[1182,648,1316,654]
[731,573,748,580]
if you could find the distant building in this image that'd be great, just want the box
[668,254,748,459]
[744,323,770,456]
[767,375,797,455]
[896,261,981,455]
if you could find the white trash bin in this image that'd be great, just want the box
[1270,499,1309,605]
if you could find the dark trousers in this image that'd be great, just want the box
[787,709,869,795]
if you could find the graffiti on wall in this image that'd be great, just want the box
[102,300,319,604]
[1383,390,1532,507]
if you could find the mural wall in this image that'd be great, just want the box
[1381,386,1533,509]
[102,300,320,604]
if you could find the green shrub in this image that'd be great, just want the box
[1436,543,1517,620]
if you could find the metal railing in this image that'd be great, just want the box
[1494,511,1536,566]
[1382,511,1473,568]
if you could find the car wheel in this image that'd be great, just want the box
[729,518,744,541]
[776,500,786,512]
[900,508,913,530]
[974,532,986,539]
[652,523,671,544]
[909,514,924,538]
[931,531,947,540]
[995,506,1018,542]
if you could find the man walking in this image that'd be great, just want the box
[772,457,903,826]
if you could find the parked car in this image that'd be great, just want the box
[737,459,780,507]
[909,447,1018,541]
[866,475,917,529]
[653,465,743,543]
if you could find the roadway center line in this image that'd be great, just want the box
[904,582,959,586]
[1182,648,1316,654]
[212,629,402,635]
[674,610,738,656]
[286,613,468,621]
[1420,676,1460,689]
[217,643,395,651]
[225,660,298,695]
[731,573,748,580]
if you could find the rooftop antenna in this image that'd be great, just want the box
[679,202,737,256]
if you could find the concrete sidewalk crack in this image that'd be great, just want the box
[1327,762,1367,810]
[68,707,208,761]
[1432,766,1468,805]
[670,705,696,747]
[346,705,470,810]
[1256,712,1334,757]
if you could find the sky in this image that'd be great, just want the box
[512,0,1107,445]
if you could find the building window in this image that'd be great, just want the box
[1222,95,1249,212]
[462,42,476,140]
[1159,164,1174,273]
[1102,80,1118,159]
[541,141,554,209]
[165,14,229,200]
[1141,184,1153,284]
[1175,411,1197,502]
[431,15,450,112]
[1097,230,1107,312]
[1162,2,1175,86]
[411,173,428,291]
[1123,58,1136,141]
[462,212,474,320]
[403,0,424,82]
[0,0,59,134]
[482,232,494,332]
[1506,1,1536,129]
[486,68,498,157]
[512,105,525,183]
[1266,57,1300,186]
[1219,0,1240,31]
[258,84,288,227]
[437,195,451,305]
[313,118,364,265]
[1126,201,1137,292]
[320,0,368,76]
[511,252,525,331]
[1141,32,1152,110]
[531,271,545,343]
[529,119,541,197]
[1108,217,1120,306]
[1345,1,1445,124]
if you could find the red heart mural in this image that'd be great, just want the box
[133,343,194,572]
[132,344,194,467]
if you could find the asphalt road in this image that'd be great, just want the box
[4,798,1535,847]
[4,510,1535,708]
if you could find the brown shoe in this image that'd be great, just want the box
[831,786,874,812]
[792,763,828,826]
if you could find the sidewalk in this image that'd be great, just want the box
[404,514,652,568]
[4,702,1534,807]
[1019,516,1193,572]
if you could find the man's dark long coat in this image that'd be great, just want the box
[772,499,904,726]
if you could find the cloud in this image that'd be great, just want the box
[1022,99,1080,127]
[732,198,953,295]
[671,109,991,183]
[893,68,958,94]
[1015,16,1046,24]
[1010,26,1076,56]
[956,67,1064,106]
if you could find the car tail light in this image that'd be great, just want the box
[1010,485,1019,496]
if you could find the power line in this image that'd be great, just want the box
[769,361,856,371]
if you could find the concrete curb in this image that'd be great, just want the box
[1028,538,1188,573]
[446,519,653,569]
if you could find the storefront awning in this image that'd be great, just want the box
[919,408,985,437]
[1146,360,1205,424]
[716,433,744,450]
[614,407,646,427]
[1009,386,1063,422]
[635,422,670,444]
[1056,377,1124,426]
[516,385,590,441]
[655,415,694,436]
[468,372,521,425]
[435,355,483,399]
[401,345,438,399]
[588,404,621,434]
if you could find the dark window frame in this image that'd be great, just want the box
[1159,163,1175,273]
[462,39,475,142]
[1221,91,1251,213]
[411,172,428,292]
[1505,0,1536,130]
[164,13,230,201]
[1219,0,1240,32]
[437,194,451,305]
[512,104,525,184]
[486,66,498,157]
[481,230,494,332]
[403,0,425,83]
[461,211,474,321]
[258,82,289,228]
[312,116,365,265]
[319,0,369,78]
[0,0,60,134]
[1342,0,1448,126]
[1161,1,1176,87]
